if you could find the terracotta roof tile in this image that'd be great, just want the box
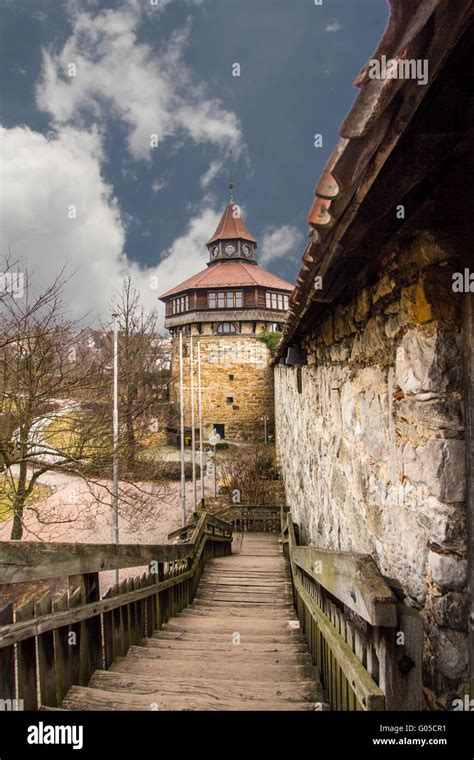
[159,261,293,299]
[207,203,257,245]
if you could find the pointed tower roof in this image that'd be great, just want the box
[206,184,257,246]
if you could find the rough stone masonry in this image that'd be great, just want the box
[274,230,468,707]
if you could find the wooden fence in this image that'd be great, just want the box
[213,504,286,533]
[0,512,232,710]
[281,510,423,711]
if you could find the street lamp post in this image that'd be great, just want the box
[179,331,186,526]
[197,341,205,508]
[190,337,197,511]
[112,313,119,584]
[208,429,221,499]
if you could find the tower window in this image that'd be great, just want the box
[265,292,289,311]
[208,291,243,309]
[226,396,234,404]
[296,367,303,395]
[229,374,234,381]
[269,323,283,333]
[171,295,189,314]
[217,322,237,334]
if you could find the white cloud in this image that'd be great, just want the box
[151,178,167,192]
[259,224,303,266]
[0,124,219,328]
[36,3,243,164]
[200,158,224,189]
[1,1,246,330]
[325,19,341,33]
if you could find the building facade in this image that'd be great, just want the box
[160,188,293,442]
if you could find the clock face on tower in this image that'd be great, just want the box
[225,244,236,256]
[242,244,251,257]
[211,246,219,258]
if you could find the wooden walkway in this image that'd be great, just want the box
[62,533,324,711]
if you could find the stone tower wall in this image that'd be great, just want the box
[170,330,275,443]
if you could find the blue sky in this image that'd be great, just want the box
[0,0,388,323]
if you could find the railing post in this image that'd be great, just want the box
[68,584,82,687]
[16,597,38,710]
[0,603,15,706]
[52,591,71,704]
[35,590,57,707]
[146,574,155,636]
[375,603,423,710]
[102,588,114,669]
[69,572,101,684]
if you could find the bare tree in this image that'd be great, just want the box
[0,268,106,538]
[0,269,170,540]
[218,445,283,506]
[103,276,170,473]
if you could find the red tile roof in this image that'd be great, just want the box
[206,203,257,245]
[160,261,293,299]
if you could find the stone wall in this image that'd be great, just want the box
[170,331,275,442]
[274,230,468,706]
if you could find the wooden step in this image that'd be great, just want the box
[62,685,317,711]
[153,630,306,644]
[192,600,294,609]
[180,608,293,619]
[89,670,321,703]
[142,637,308,653]
[136,643,311,665]
[162,617,300,634]
[109,653,318,682]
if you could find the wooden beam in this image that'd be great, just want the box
[295,574,385,711]
[0,570,194,650]
[0,541,193,584]
[292,545,397,627]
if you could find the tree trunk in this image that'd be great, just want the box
[126,411,136,471]
[11,456,28,540]
[10,507,23,539]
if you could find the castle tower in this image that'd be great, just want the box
[159,187,293,443]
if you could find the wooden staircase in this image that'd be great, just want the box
[61,533,325,711]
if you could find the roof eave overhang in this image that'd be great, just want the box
[273,0,474,364]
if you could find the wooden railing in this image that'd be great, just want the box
[0,512,232,710]
[213,504,287,533]
[281,510,423,711]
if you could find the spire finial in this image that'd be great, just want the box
[228,182,234,203]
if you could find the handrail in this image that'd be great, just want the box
[0,514,232,584]
[0,511,233,709]
[283,513,423,711]
[291,545,397,627]
[213,504,287,532]
[167,512,231,542]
